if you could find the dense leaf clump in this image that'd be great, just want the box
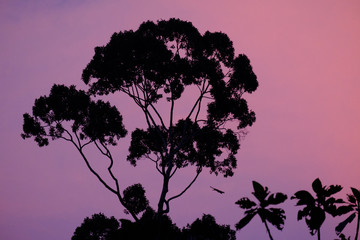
[22,84,127,147]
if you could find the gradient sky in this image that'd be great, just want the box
[1,0,360,239]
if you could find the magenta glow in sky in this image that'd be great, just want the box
[1,0,360,239]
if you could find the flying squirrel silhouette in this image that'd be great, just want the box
[210,186,225,194]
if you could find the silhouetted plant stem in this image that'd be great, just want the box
[158,160,173,214]
[77,144,140,221]
[158,174,170,214]
[263,220,274,240]
[317,228,320,240]
[167,168,201,203]
[356,204,359,240]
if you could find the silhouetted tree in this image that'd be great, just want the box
[182,214,236,240]
[74,211,237,240]
[72,213,119,240]
[291,178,349,240]
[335,187,360,240]
[116,207,181,240]
[122,183,149,215]
[235,181,287,240]
[22,18,258,219]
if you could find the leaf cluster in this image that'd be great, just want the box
[335,187,360,237]
[72,213,120,240]
[235,181,287,231]
[21,84,127,147]
[127,119,239,176]
[183,214,236,240]
[122,183,149,215]
[291,178,349,236]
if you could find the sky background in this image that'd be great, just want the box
[1,0,359,239]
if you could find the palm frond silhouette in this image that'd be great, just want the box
[235,181,287,240]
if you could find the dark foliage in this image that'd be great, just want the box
[335,187,360,240]
[291,178,349,239]
[73,211,236,240]
[72,213,120,240]
[82,18,257,179]
[122,183,149,215]
[22,84,127,147]
[22,18,258,217]
[117,208,182,240]
[235,181,287,240]
[182,214,236,240]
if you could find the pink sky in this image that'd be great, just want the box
[1,0,360,239]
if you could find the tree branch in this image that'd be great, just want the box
[170,166,178,178]
[72,142,118,195]
[195,82,210,122]
[94,141,108,156]
[99,141,139,221]
[73,130,82,148]
[60,128,74,142]
[81,139,93,149]
[145,153,163,175]
[149,102,167,130]
[167,167,202,205]
[187,80,210,120]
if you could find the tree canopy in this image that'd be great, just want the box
[72,213,120,240]
[72,211,235,240]
[22,18,258,218]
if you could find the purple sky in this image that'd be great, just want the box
[1,0,360,239]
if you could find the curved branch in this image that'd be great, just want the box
[195,82,209,122]
[170,166,178,178]
[81,139,93,149]
[94,141,108,156]
[72,142,117,195]
[145,154,163,175]
[60,128,74,142]
[155,160,163,175]
[99,141,139,221]
[74,130,82,147]
[167,167,202,205]
[122,86,145,104]
[57,135,72,142]
[187,80,210,120]
[149,102,167,129]
[187,94,202,120]
[121,83,169,158]
[195,96,203,122]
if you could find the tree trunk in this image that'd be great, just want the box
[157,172,170,214]
[317,227,321,240]
[355,211,359,240]
[263,220,274,240]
